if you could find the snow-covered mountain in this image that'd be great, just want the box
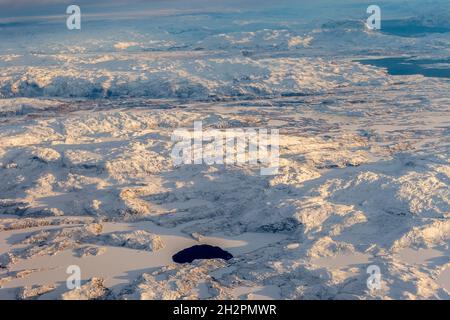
[0,0,449,300]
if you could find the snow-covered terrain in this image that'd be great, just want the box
[0,0,449,300]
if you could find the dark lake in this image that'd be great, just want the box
[172,244,233,263]
[358,57,450,79]
[381,19,450,37]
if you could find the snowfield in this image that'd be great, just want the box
[0,0,449,300]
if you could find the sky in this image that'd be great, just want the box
[0,0,448,23]
[0,0,206,19]
[0,0,382,19]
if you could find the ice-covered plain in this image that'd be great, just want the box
[0,0,449,300]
